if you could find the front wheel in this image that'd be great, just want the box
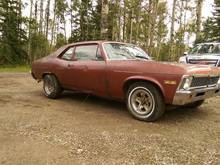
[126,82,165,122]
[43,74,62,99]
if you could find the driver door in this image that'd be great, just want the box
[67,44,107,96]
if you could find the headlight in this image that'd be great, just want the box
[180,76,193,90]
[179,56,187,64]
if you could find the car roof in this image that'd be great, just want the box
[52,41,134,57]
[66,40,133,47]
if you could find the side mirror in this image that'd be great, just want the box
[96,54,104,61]
[71,56,78,61]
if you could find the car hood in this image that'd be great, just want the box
[110,60,220,76]
[159,61,220,75]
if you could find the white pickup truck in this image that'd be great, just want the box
[179,42,220,67]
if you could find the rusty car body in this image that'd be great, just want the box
[31,41,220,121]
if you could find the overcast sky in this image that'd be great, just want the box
[203,0,214,17]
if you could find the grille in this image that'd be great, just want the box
[188,59,218,66]
[190,76,219,88]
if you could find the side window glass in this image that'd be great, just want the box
[213,45,220,53]
[61,47,74,61]
[75,45,100,61]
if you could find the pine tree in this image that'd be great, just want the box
[24,0,50,62]
[201,0,220,42]
[0,0,27,64]
[68,0,81,42]
[69,0,95,42]
[212,0,220,41]
[56,0,68,41]
[91,0,102,40]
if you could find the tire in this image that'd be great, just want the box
[126,82,165,122]
[184,100,204,109]
[43,74,62,99]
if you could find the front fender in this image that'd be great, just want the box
[123,76,166,98]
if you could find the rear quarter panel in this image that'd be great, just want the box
[31,45,69,79]
[31,56,56,79]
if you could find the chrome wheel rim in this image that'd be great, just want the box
[44,77,54,95]
[129,87,155,116]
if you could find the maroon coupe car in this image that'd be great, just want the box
[31,41,220,121]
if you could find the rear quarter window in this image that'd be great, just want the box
[75,45,99,61]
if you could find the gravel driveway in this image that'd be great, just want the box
[0,73,219,165]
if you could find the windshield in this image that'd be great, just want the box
[103,43,150,60]
[189,44,220,55]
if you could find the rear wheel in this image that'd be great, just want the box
[43,74,62,99]
[126,82,165,122]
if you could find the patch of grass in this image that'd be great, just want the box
[0,65,30,72]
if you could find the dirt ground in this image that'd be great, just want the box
[0,73,220,165]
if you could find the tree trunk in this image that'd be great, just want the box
[50,1,56,49]
[28,0,33,64]
[86,0,89,40]
[196,0,203,42]
[101,0,109,40]
[64,18,67,41]
[45,0,50,39]
[39,0,44,33]
[129,8,134,43]
[34,0,38,30]
[169,0,177,61]
[117,0,121,41]
[122,0,126,42]
[170,0,177,43]
[179,0,184,40]
[146,0,152,49]
[112,0,120,41]
[149,0,159,55]
[134,1,141,44]
[70,4,73,36]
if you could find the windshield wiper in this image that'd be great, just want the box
[135,55,149,60]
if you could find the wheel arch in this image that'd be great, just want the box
[123,77,165,99]
[42,72,61,84]
[42,72,53,78]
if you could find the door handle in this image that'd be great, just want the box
[67,64,74,68]
[82,65,88,71]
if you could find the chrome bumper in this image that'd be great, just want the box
[172,85,220,105]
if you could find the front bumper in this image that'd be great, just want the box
[172,85,220,105]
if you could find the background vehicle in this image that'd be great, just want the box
[179,42,220,66]
[31,41,220,122]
